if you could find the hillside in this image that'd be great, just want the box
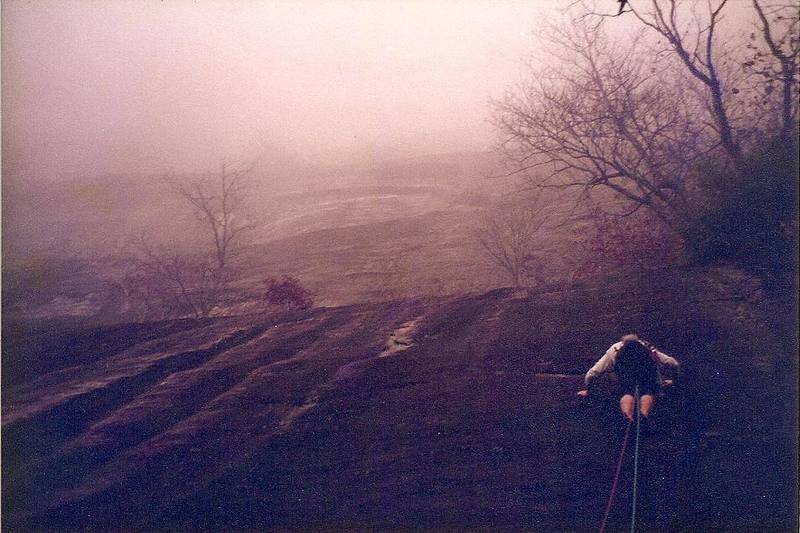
[1,151,497,259]
[3,153,587,321]
[2,151,510,322]
[3,266,796,531]
[2,186,500,321]
[243,209,501,306]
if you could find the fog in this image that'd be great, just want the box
[1,0,756,185]
[1,0,566,185]
[1,0,782,321]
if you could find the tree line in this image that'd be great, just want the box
[481,0,797,289]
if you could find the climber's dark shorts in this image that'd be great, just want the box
[618,371,660,396]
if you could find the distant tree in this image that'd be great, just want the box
[120,160,259,320]
[475,193,552,288]
[264,275,313,310]
[166,160,257,276]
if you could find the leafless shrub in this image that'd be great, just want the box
[475,192,553,288]
[120,236,221,320]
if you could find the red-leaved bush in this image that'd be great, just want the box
[575,209,685,279]
[263,276,313,310]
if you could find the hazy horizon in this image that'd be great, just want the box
[1,0,572,187]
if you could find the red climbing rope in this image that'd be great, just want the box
[599,417,634,533]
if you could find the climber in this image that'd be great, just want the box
[577,333,680,421]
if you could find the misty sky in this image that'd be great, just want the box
[1,0,578,183]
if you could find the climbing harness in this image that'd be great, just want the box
[598,385,643,533]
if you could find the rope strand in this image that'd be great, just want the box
[599,417,633,533]
[630,384,642,533]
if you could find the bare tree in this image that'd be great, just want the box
[167,160,257,274]
[475,193,553,288]
[494,2,798,249]
[748,0,800,141]
[120,161,259,320]
[576,0,799,164]
[493,22,701,227]
[614,0,799,281]
[630,0,742,163]
[621,0,798,163]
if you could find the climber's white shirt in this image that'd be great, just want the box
[585,339,680,387]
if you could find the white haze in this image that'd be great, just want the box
[1,0,571,186]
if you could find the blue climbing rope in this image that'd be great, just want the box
[598,384,645,533]
[630,384,642,533]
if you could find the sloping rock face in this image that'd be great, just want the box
[2,268,797,531]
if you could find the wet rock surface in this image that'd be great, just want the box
[2,268,797,531]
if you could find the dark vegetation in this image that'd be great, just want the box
[2,267,796,530]
[684,134,799,279]
[575,207,684,280]
[263,275,314,310]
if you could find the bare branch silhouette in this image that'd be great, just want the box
[475,192,554,288]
